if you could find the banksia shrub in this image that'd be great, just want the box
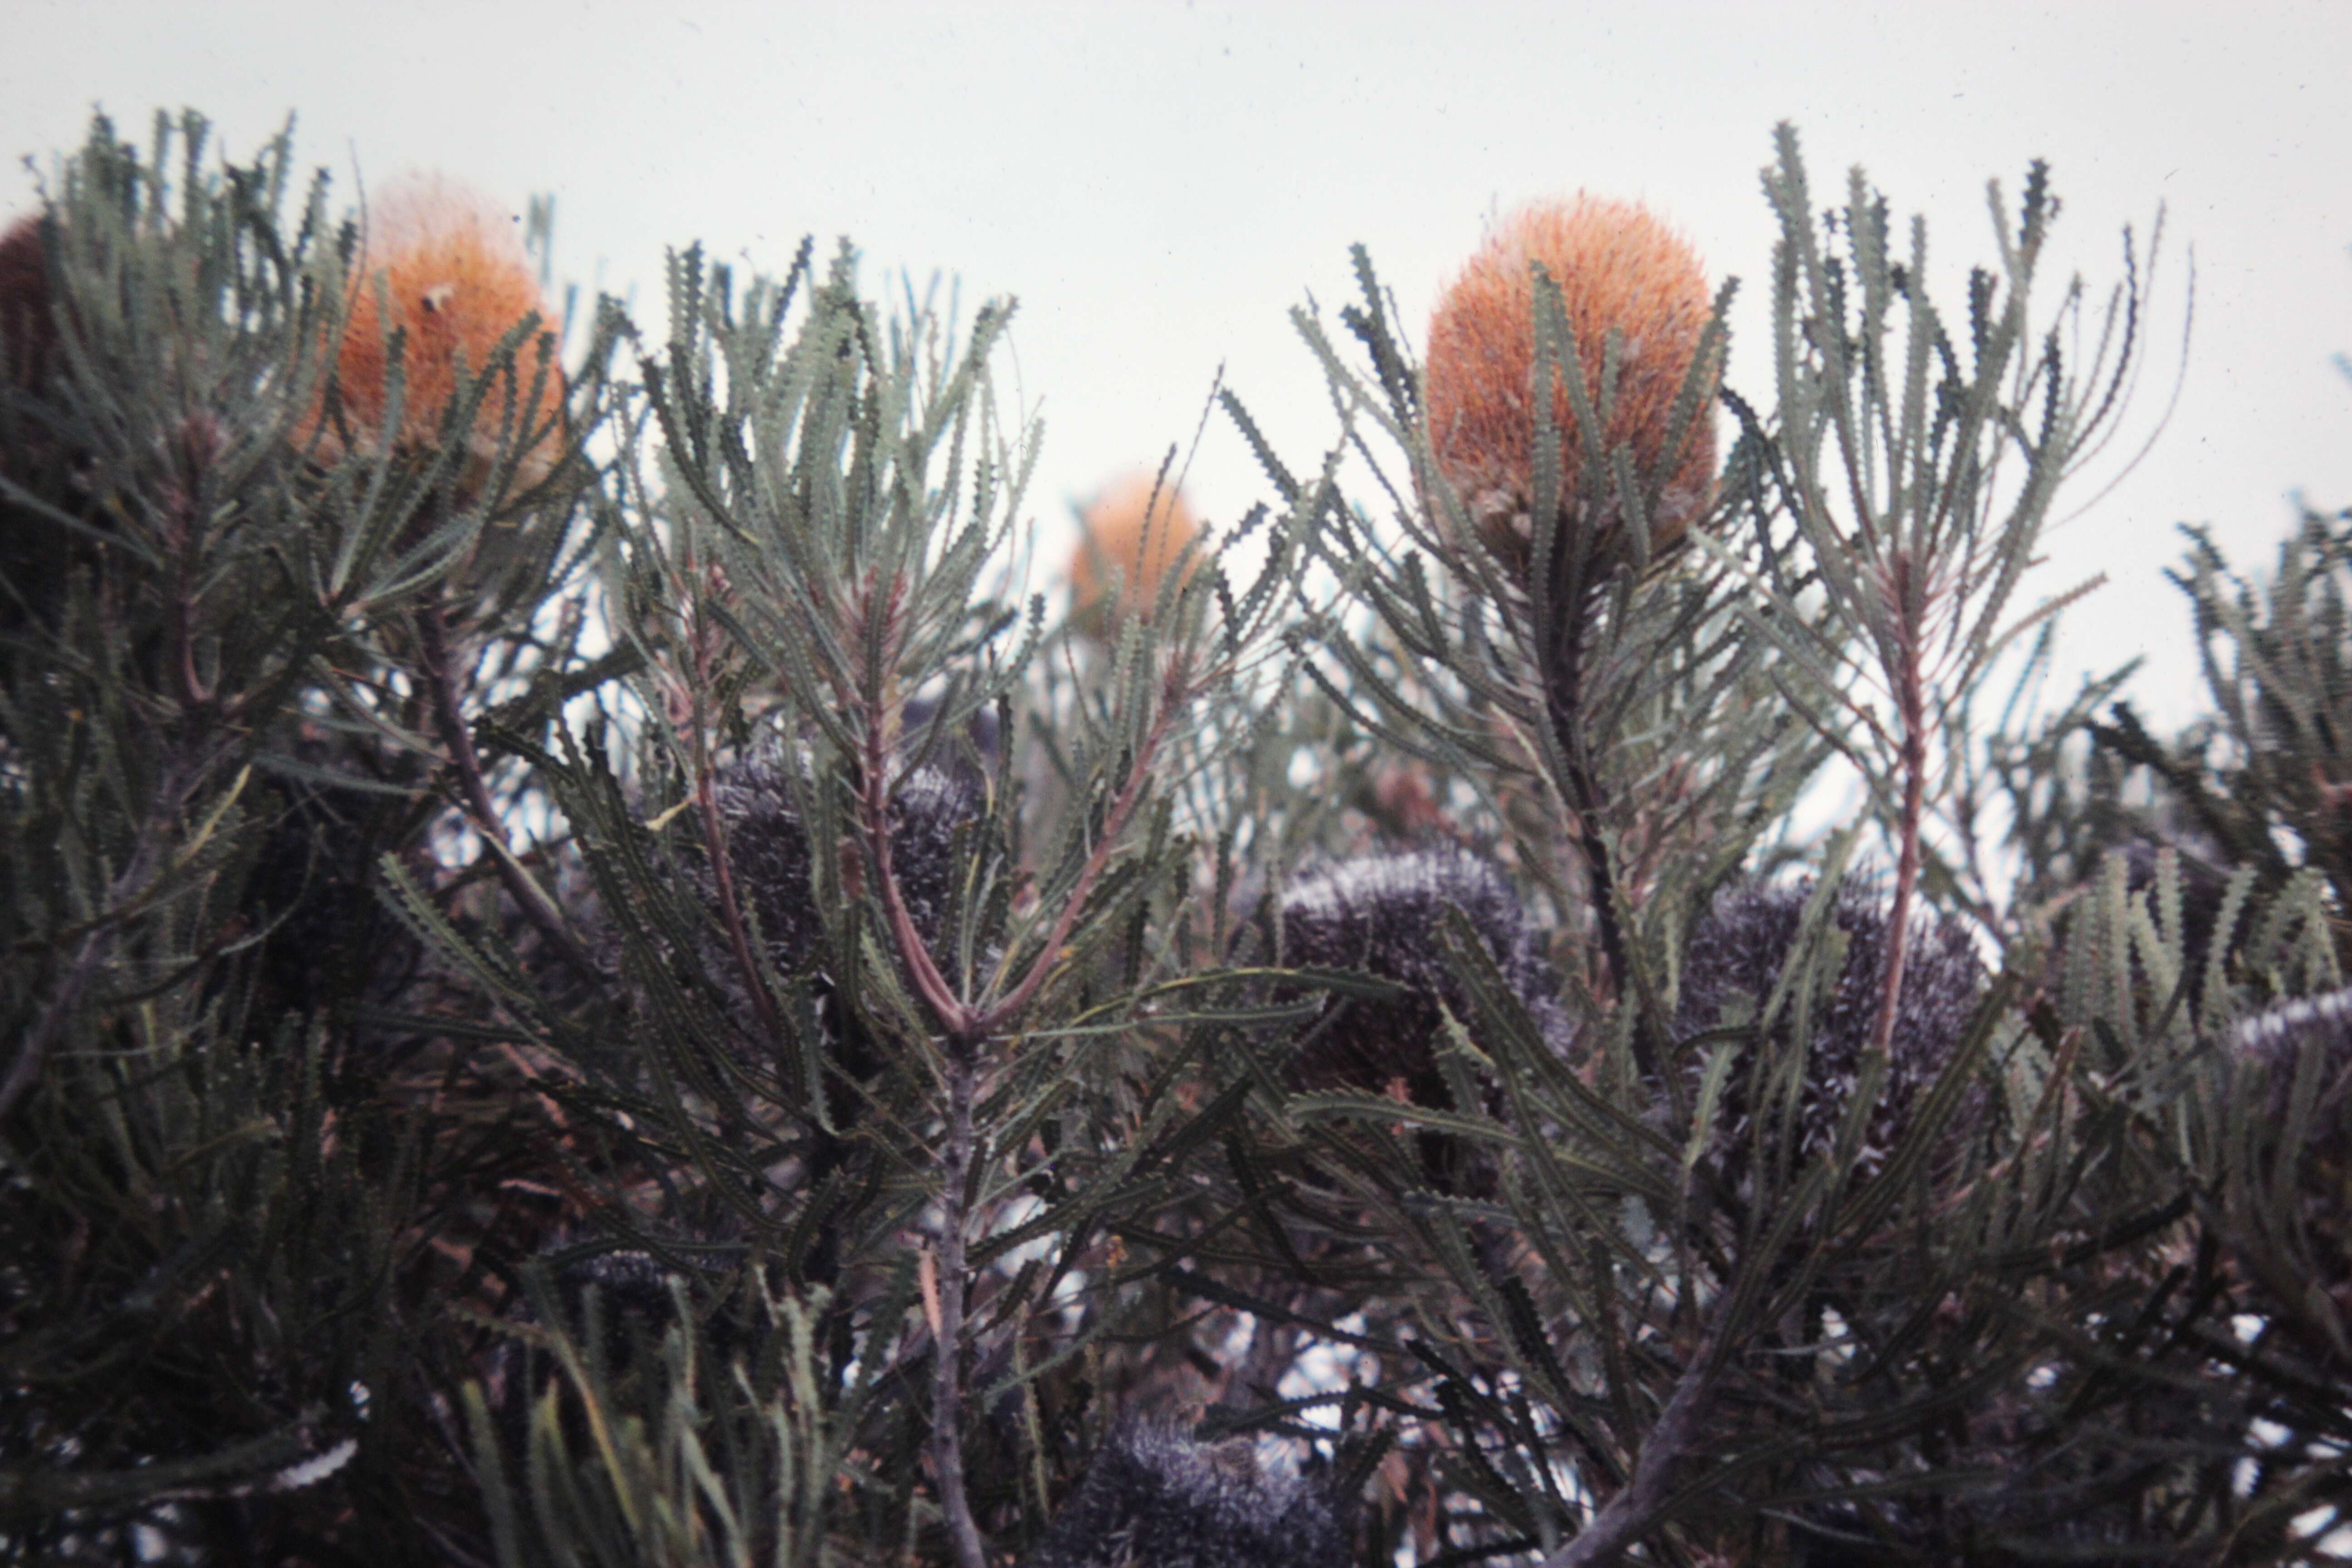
[20,104,2321,1568]
[1424,196,1720,583]
[1068,470,1200,626]
[1676,877,1985,1182]
[319,173,566,495]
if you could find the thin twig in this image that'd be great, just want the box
[1544,1329,1721,1568]
[930,1047,988,1568]
[415,604,603,989]
[698,760,785,1048]
[1540,582,1672,1102]
[681,564,786,1052]
[165,414,222,716]
[970,665,1181,1039]
[858,616,976,1035]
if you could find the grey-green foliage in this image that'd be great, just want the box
[1729,129,2154,939]
[11,102,2352,1568]
[2102,507,2352,902]
[415,216,1326,1568]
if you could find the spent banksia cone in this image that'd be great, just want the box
[712,756,981,983]
[1019,1423,1349,1568]
[320,174,566,496]
[1677,878,1985,1184]
[1276,847,1561,1104]
[1069,470,1200,628]
[1425,196,1720,586]
[0,214,57,397]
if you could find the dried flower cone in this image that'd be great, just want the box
[2228,987,2352,1364]
[319,175,566,497]
[0,214,58,395]
[1425,196,1719,583]
[1068,471,1200,628]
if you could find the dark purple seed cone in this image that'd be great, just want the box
[1676,878,1985,1182]
[1019,1423,1348,1568]
[703,757,985,1287]
[247,769,419,1022]
[1274,847,1561,1103]
[711,757,980,978]
[708,760,825,975]
[2225,986,2352,1362]
[486,1243,767,1462]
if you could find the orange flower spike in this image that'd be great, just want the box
[1068,470,1201,627]
[328,175,566,495]
[1424,196,1719,578]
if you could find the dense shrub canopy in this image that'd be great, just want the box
[4,108,2350,1568]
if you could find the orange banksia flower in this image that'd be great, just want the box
[321,175,566,497]
[1425,196,1719,581]
[1068,470,1200,627]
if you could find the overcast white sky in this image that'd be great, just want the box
[4,1,2347,726]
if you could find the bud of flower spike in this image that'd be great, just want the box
[1677,877,1984,1184]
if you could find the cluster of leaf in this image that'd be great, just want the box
[5,106,2352,1568]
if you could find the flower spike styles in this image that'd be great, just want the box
[321,173,566,498]
[1425,195,1720,584]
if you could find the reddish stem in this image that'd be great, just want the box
[928,1049,987,1568]
[971,688,1174,1040]
[1870,560,1926,1061]
[848,610,1182,1568]
[416,606,602,988]
[858,624,977,1036]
